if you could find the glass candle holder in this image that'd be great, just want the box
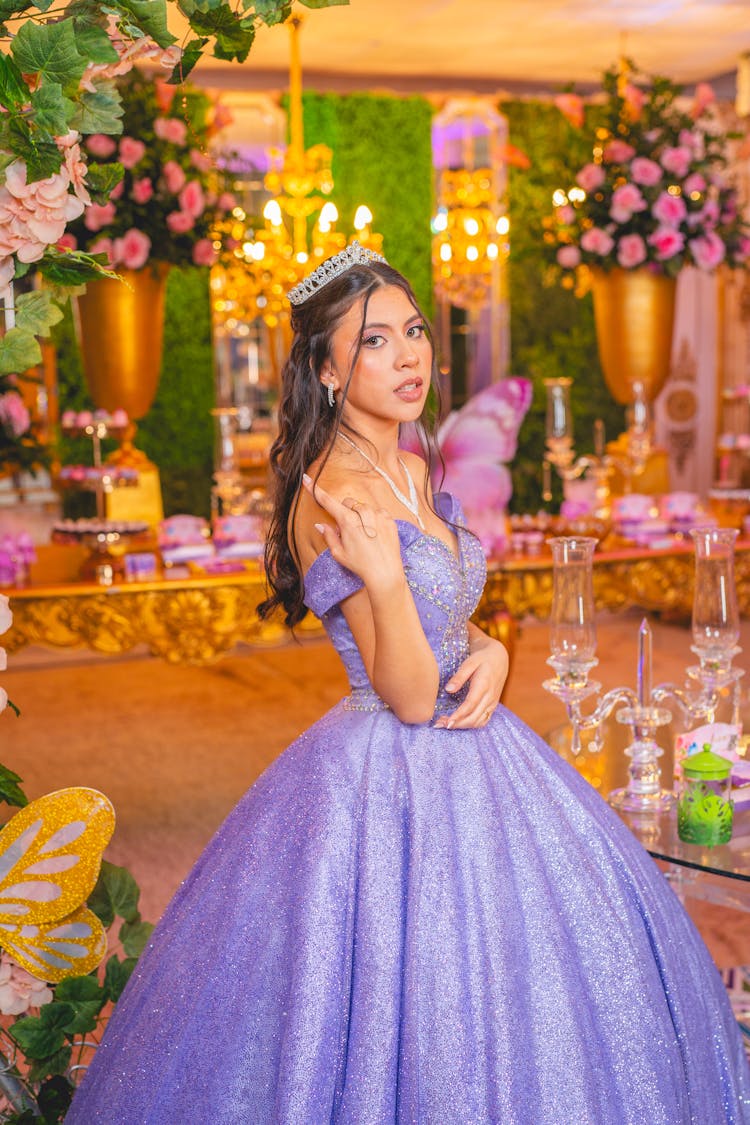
[676,745,734,846]
[690,527,740,669]
[548,536,598,683]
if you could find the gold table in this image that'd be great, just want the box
[3,539,750,666]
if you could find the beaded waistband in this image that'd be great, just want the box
[342,686,466,721]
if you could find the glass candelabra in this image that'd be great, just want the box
[542,531,741,814]
[542,377,653,518]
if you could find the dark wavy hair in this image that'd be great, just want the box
[258,260,444,627]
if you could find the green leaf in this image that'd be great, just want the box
[38,247,116,289]
[70,85,124,136]
[113,0,175,46]
[188,3,255,62]
[85,160,123,204]
[11,20,87,87]
[54,975,105,1034]
[29,83,76,141]
[0,0,32,19]
[298,0,349,7]
[167,36,208,83]
[15,291,64,339]
[0,328,42,378]
[252,0,291,24]
[6,117,63,181]
[36,1075,74,1123]
[27,1044,72,1086]
[72,24,120,65]
[119,919,154,957]
[0,53,29,110]
[0,761,28,807]
[10,1004,74,1059]
[103,953,137,1002]
[88,859,141,927]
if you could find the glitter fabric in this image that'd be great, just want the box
[68,495,750,1123]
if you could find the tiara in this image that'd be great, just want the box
[287,241,387,306]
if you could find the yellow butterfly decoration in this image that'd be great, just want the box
[0,788,115,983]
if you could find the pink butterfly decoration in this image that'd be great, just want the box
[402,377,532,555]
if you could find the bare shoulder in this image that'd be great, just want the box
[291,457,350,573]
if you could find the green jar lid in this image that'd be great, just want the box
[682,746,733,781]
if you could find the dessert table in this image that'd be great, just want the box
[3,537,750,666]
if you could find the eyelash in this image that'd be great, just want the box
[361,323,426,348]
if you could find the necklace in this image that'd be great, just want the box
[338,432,425,529]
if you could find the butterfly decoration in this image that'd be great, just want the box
[402,377,532,553]
[0,788,115,983]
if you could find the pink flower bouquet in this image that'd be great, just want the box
[547,62,750,285]
[66,71,235,271]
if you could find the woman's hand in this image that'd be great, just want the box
[302,474,404,593]
[434,632,508,730]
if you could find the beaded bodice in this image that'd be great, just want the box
[303,494,486,717]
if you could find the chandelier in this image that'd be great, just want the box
[211,17,383,331]
[431,99,510,310]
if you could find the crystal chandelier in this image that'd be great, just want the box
[431,99,510,310]
[211,16,382,331]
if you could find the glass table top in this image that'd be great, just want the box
[547,723,750,883]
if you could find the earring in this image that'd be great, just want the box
[327,383,336,408]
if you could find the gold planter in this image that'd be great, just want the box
[75,264,170,422]
[590,267,677,404]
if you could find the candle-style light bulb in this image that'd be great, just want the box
[636,617,652,708]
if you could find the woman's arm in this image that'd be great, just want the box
[297,476,439,724]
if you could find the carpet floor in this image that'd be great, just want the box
[4,610,748,968]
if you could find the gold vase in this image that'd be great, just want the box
[75,264,170,464]
[590,267,677,404]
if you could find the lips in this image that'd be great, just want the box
[394,377,423,402]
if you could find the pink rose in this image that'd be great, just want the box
[690,82,715,120]
[683,173,706,196]
[630,158,662,187]
[554,93,584,128]
[83,201,116,232]
[735,236,750,262]
[652,191,687,227]
[602,140,635,164]
[556,244,581,269]
[162,161,186,194]
[623,84,645,122]
[576,163,605,192]
[556,204,575,224]
[86,134,117,158]
[192,238,217,266]
[56,232,77,251]
[178,180,205,218]
[0,392,30,438]
[0,955,52,1016]
[580,227,614,256]
[190,148,213,173]
[110,180,124,200]
[131,178,154,204]
[648,227,685,260]
[690,230,726,270]
[119,136,146,170]
[166,210,194,233]
[610,183,647,223]
[217,192,237,212]
[154,117,188,145]
[57,132,90,205]
[616,233,647,268]
[0,159,84,261]
[88,236,114,265]
[113,228,151,269]
[661,146,692,179]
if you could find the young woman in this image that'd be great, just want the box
[69,245,750,1123]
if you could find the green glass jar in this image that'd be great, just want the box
[677,745,734,846]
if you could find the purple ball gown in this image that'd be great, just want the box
[69,495,750,1123]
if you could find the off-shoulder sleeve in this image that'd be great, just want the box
[303,550,364,618]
